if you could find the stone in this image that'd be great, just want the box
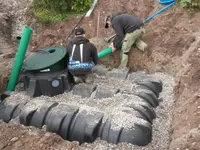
[73,83,97,98]
[95,85,120,99]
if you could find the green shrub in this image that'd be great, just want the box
[30,0,93,23]
[180,0,200,10]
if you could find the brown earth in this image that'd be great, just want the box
[0,123,80,150]
[1,0,200,149]
[0,12,16,92]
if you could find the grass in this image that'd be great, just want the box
[31,8,79,24]
[179,0,200,10]
[26,0,93,24]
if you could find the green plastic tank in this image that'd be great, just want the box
[22,46,67,72]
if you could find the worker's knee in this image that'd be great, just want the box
[135,40,148,51]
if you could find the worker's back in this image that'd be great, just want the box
[111,13,143,34]
[66,36,98,75]
[67,37,98,64]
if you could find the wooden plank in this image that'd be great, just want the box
[96,11,100,37]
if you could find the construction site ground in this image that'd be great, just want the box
[1,0,200,149]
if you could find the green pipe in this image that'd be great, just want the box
[98,47,113,59]
[98,42,122,59]
[7,26,33,91]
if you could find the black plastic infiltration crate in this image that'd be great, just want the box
[22,69,74,97]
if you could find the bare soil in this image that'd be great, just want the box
[0,123,80,150]
[1,0,200,149]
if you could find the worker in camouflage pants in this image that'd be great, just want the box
[105,12,147,68]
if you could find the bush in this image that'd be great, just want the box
[180,0,200,10]
[30,0,93,23]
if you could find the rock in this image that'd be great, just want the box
[95,85,120,99]
[10,137,18,142]
[73,83,97,98]
[106,68,130,81]
[93,65,109,76]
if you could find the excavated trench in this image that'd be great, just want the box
[0,64,175,150]
[0,4,176,147]
[1,0,191,149]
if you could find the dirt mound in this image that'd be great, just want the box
[0,13,15,54]
[0,57,13,92]
[0,0,34,92]
[0,123,79,150]
[0,12,16,92]
[169,37,200,149]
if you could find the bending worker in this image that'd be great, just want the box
[66,27,99,83]
[105,12,148,68]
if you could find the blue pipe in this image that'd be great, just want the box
[159,0,175,4]
[143,0,176,24]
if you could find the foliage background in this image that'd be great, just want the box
[29,0,200,24]
[180,0,200,10]
[30,0,93,23]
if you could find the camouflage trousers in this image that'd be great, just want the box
[119,27,147,68]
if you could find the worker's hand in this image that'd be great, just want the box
[109,42,116,52]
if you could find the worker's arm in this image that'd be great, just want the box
[91,44,99,65]
[111,18,125,48]
[109,42,116,52]
[66,40,71,53]
[65,40,72,63]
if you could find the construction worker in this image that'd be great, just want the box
[105,12,148,68]
[66,27,99,84]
